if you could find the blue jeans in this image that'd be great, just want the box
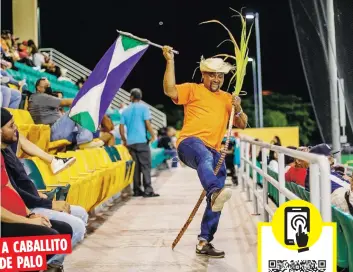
[31,205,88,264]
[0,86,21,108]
[177,137,226,242]
[50,112,93,144]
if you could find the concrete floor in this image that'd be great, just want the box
[64,167,259,272]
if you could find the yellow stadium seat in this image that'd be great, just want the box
[31,157,81,207]
[94,148,127,199]
[57,152,96,210]
[114,145,135,188]
[79,149,115,204]
[65,150,108,210]
[6,108,71,154]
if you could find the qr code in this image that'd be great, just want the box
[268,260,326,272]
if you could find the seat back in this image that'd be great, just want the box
[334,207,352,269]
[20,158,47,190]
[332,206,349,269]
[267,169,279,206]
[109,146,122,161]
[7,108,34,125]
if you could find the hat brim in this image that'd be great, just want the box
[331,150,341,155]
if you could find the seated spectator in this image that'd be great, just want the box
[0,85,21,109]
[285,147,309,187]
[220,135,237,183]
[1,59,29,91]
[268,150,279,173]
[28,78,103,149]
[331,170,353,214]
[303,144,353,212]
[58,68,75,84]
[157,126,178,168]
[11,129,76,175]
[271,135,282,146]
[1,109,88,249]
[76,77,87,89]
[305,144,340,191]
[99,114,115,146]
[1,153,72,271]
[284,146,297,172]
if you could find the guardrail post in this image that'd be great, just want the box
[309,163,321,213]
[239,140,245,192]
[252,143,259,214]
[245,142,251,201]
[262,147,269,222]
[318,158,331,221]
[278,153,286,205]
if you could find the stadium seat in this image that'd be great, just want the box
[267,169,279,206]
[334,207,353,269]
[21,158,70,201]
[332,206,349,269]
[114,145,135,187]
[30,156,81,206]
[6,108,71,154]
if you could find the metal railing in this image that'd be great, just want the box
[39,48,167,130]
[238,136,332,222]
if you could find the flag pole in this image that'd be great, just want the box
[116,30,179,54]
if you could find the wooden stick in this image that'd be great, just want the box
[116,30,179,55]
[172,106,236,250]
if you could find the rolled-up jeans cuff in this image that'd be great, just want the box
[206,187,220,200]
[198,236,208,242]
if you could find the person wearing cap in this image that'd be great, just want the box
[28,78,103,149]
[1,108,88,249]
[119,88,160,197]
[162,46,248,258]
[304,144,353,213]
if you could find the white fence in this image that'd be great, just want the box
[238,136,332,221]
[39,48,167,130]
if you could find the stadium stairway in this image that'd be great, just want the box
[63,167,258,272]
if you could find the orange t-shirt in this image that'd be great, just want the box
[172,83,232,151]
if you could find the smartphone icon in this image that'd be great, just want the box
[284,207,310,245]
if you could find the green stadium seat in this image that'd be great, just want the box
[21,158,70,201]
[334,206,352,269]
[332,206,349,269]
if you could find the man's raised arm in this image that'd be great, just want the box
[162,46,178,100]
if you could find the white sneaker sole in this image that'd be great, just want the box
[52,157,76,175]
[211,188,232,212]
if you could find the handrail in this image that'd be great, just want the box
[238,135,331,222]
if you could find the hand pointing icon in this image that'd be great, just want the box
[296,224,309,253]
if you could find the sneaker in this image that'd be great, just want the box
[44,263,64,272]
[51,157,76,174]
[196,243,225,258]
[211,188,232,212]
[78,139,104,149]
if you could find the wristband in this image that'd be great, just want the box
[26,213,35,218]
[235,110,243,117]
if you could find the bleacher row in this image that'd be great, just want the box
[262,169,353,270]
[7,62,79,98]
[9,105,170,212]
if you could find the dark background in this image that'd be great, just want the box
[1,0,309,106]
[2,0,322,143]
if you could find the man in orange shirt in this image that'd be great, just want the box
[162,46,248,258]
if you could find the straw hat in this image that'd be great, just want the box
[199,56,235,74]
